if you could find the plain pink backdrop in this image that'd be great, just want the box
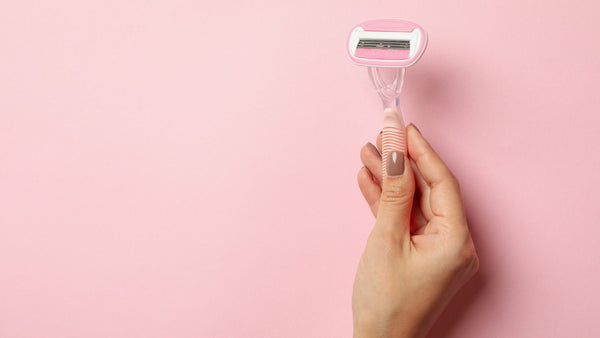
[1,0,600,337]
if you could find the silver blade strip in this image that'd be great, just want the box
[357,39,410,49]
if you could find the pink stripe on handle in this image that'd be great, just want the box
[381,108,406,181]
[355,48,410,60]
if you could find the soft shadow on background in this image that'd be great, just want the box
[407,61,494,337]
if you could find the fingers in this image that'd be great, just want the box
[357,167,381,217]
[406,124,465,225]
[360,142,383,184]
[356,132,386,217]
[410,159,434,221]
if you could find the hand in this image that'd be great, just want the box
[353,124,479,338]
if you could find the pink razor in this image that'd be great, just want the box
[347,19,427,180]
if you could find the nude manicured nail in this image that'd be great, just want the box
[387,151,405,176]
[366,142,381,158]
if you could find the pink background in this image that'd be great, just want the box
[1,1,600,337]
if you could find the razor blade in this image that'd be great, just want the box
[347,19,427,68]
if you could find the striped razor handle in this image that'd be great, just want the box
[381,108,406,181]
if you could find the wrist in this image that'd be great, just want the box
[353,312,430,338]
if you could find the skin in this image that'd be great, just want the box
[353,124,479,338]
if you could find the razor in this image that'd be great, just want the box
[347,19,427,180]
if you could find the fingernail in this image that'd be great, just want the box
[387,151,405,176]
[410,123,421,134]
[366,142,381,158]
[379,130,383,135]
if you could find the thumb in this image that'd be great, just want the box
[374,109,415,246]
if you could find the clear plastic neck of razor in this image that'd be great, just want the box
[368,67,405,111]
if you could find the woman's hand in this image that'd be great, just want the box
[353,124,479,338]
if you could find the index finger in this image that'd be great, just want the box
[406,124,465,224]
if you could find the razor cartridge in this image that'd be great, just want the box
[348,19,427,68]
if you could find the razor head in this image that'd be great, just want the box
[348,19,427,68]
